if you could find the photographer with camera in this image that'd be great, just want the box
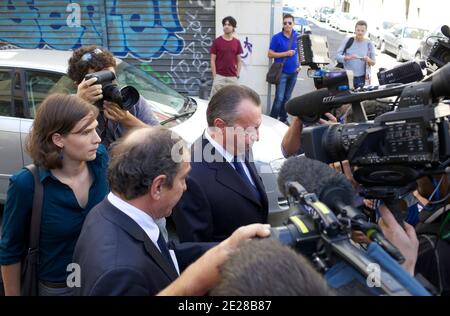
[67,46,159,148]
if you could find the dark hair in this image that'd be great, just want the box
[67,45,116,84]
[283,14,295,22]
[206,85,261,126]
[26,94,99,169]
[222,16,237,28]
[355,20,368,29]
[108,127,187,200]
[211,239,334,296]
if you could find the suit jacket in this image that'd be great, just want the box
[72,199,213,296]
[172,136,268,242]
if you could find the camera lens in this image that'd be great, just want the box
[102,83,124,108]
[120,86,140,110]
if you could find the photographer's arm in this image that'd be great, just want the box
[282,117,303,157]
[103,101,147,129]
[157,224,271,296]
[378,204,418,275]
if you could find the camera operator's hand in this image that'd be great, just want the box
[330,160,359,190]
[378,204,419,276]
[157,224,271,296]
[103,101,147,129]
[281,116,303,157]
[319,112,338,125]
[76,77,103,104]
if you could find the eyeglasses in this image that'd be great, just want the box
[283,22,293,25]
[81,48,103,62]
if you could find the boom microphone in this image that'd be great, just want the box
[287,63,450,122]
[441,25,450,39]
[285,88,337,123]
[278,156,405,262]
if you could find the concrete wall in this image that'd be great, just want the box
[216,0,283,113]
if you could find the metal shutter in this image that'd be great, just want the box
[0,0,215,95]
[107,0,215,96]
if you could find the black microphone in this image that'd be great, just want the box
[278,156,405,262]
[289,62,450,116]
[285,88,338,123]
[441,25,450,39]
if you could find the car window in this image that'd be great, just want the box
[404,28,427,39]
[0,69,13,117]
[392,26,402,36]
[115,61,187,113]
[382,22,395,30]
[25,70,76,119]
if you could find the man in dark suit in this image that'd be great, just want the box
[172,85,269,242]
[72,126,270,296]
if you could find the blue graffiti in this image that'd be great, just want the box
[0,0,185,59]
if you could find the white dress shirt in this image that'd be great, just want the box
[204,129,256,187]
[108,192,179,274]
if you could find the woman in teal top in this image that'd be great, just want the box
[0,94,108,296]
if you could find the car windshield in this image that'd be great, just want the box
[294,17,307,26]
[404,27,427,39]
[115,61,187,113]
[382,22,396,30]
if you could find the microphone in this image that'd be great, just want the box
[278,156,405,262]
[287,62,450,120]
[285,88,338,123]
[441,25,450,39]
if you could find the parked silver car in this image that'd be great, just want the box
[368,21,398,49]
[0,49,289,222]
[380,25,428,61]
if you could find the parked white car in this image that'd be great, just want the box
[336,13,358,33]
[0,49,289,222]
[368,21,398,49]
[381,25,428,61]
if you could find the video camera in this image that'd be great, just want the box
[293,62,450,225]
[84,70,139,110]
[271,156,430,295]
[428,25,450,70]
[301,63,450,185]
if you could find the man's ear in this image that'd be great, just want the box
[213,118,227,129]
[150,175,167,200]
[52,133,64,149]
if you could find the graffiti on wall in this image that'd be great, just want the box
[240,36,253,64]
[0,0,214,95]
[166,8,213,94]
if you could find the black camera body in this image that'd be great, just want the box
[428,25,450,70]
[84,70,139,110]
[302,63,450,189]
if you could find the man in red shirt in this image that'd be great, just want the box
[210,16,243,97]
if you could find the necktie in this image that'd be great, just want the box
[157,232,177,273]
[232,159,262,203]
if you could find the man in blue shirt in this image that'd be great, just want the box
[268,14,301,125]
